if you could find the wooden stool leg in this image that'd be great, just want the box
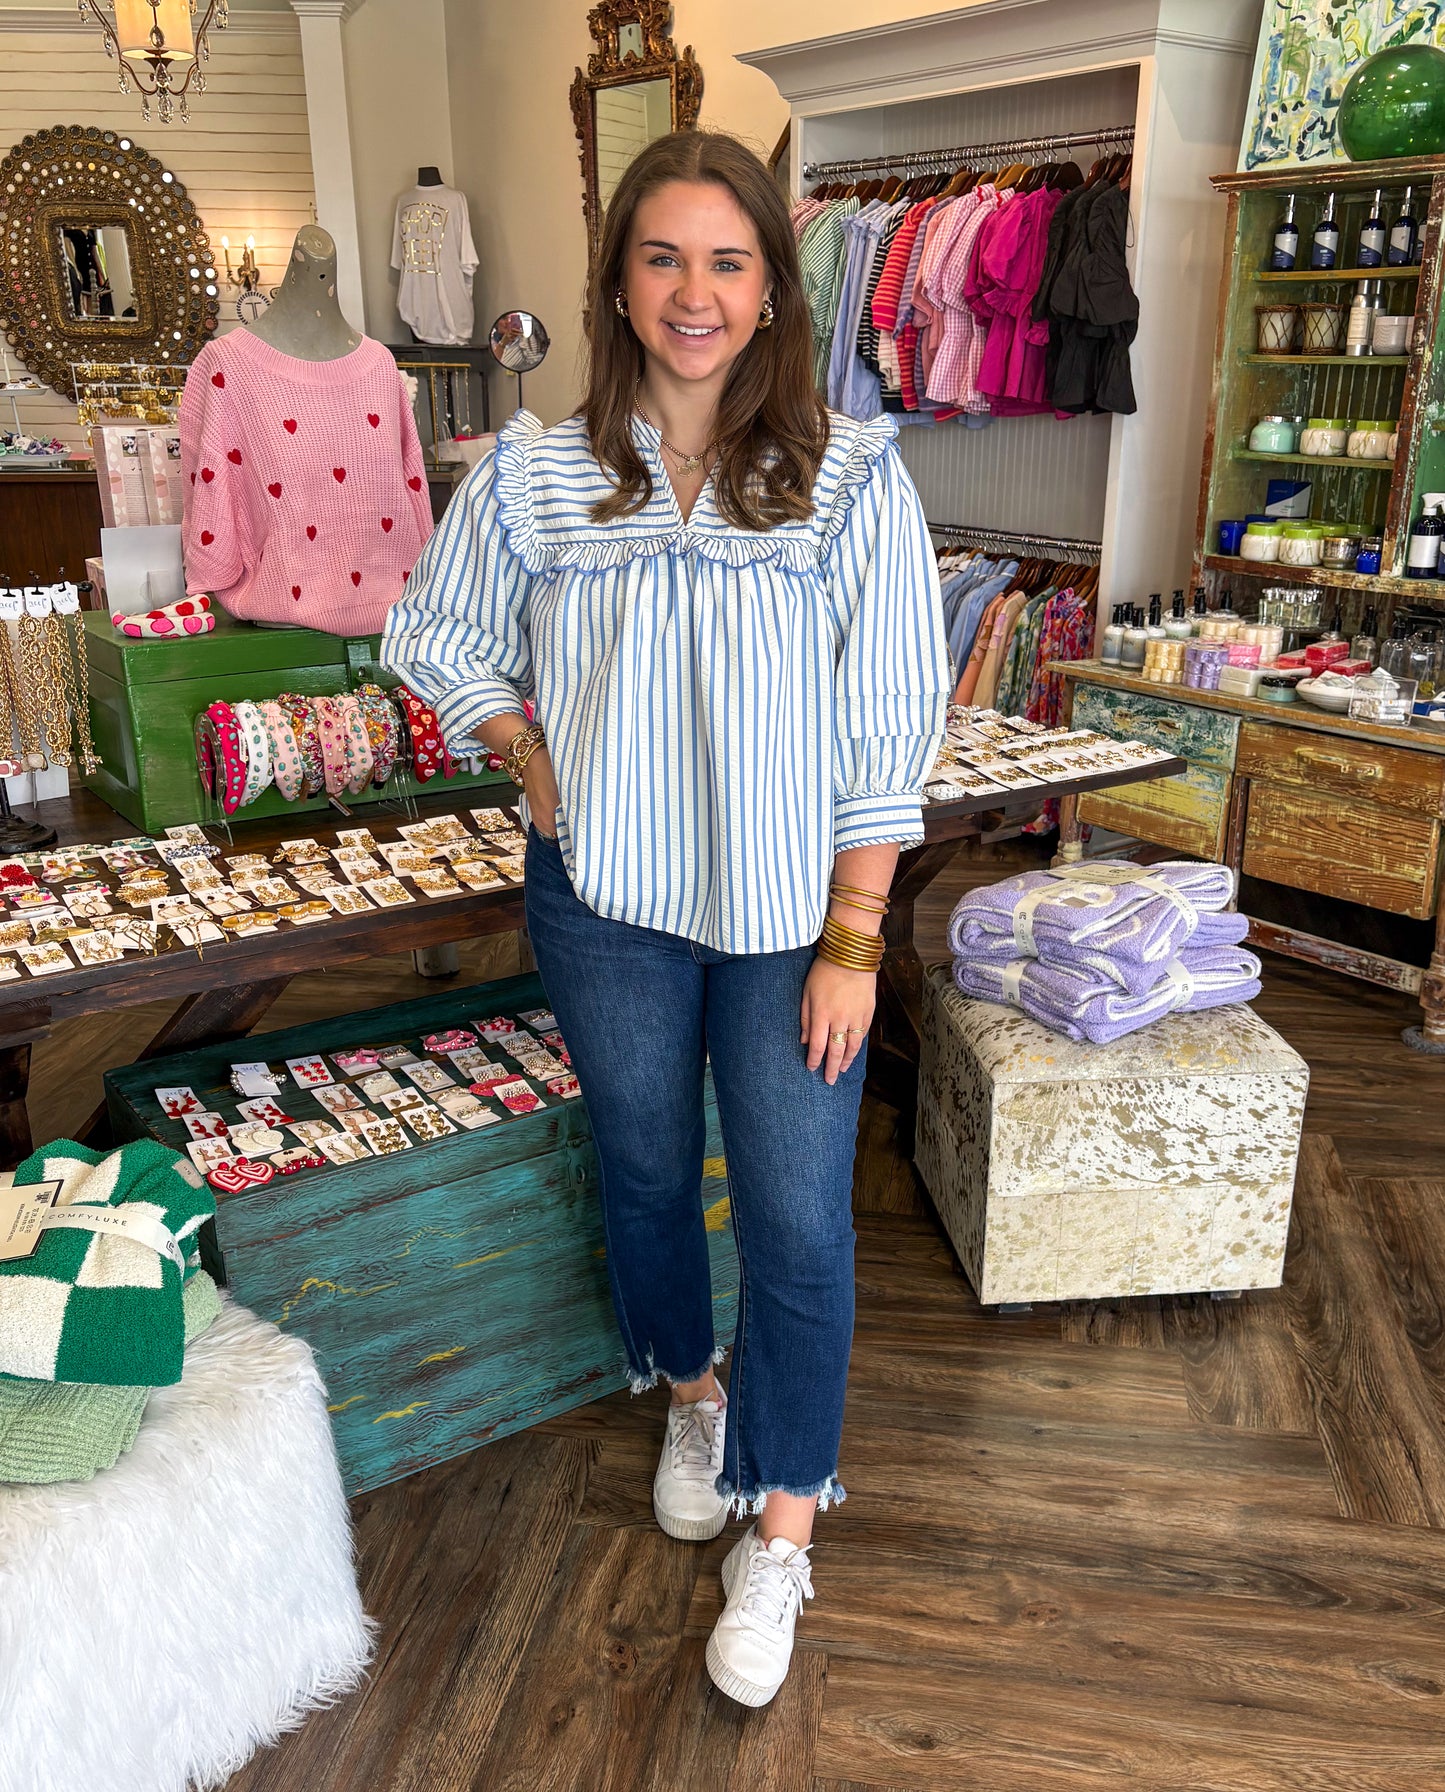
[0,1043,33,1170]
[1052,792,1084,867]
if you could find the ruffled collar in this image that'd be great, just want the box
[492,408,897,578]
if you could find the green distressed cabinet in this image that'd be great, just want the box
[84,611,506,834]
[1072,681,1240,860]
[104,970,740,1495]
[1197,153,1445,602]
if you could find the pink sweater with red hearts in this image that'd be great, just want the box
[178,330,434,635]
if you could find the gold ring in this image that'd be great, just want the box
[830,1031,847,1045]
[846,1026,866,1034]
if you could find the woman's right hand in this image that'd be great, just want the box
[523,747,561,839]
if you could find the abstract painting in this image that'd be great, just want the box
[1242,1,1445,169]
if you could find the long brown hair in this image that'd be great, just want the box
[582,130,828,532]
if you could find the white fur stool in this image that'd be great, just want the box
[0,1295,374,1792]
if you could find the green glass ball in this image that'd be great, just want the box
[1338,43,1445,161]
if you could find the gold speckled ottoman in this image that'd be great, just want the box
[915,966,1309,1307]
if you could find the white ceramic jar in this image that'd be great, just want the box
[1299,418,1348,457]
[1347,421,1396,460]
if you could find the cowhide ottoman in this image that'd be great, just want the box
[916,965,1309,1307]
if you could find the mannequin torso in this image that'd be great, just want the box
[246,224,362,363]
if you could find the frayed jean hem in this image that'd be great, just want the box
[626,1343,726,1396]
[714,1473,847,1518]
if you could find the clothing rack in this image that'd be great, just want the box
[929,521,1103,564]
[801,125,1134,184]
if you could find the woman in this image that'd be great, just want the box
[382,130,949,1707]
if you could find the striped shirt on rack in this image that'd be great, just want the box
[380,408,951,957]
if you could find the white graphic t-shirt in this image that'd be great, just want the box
[391,185,479,346]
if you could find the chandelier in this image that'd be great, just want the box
[78,1,229,124]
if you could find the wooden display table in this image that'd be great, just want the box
[0,754,1185,1167]
[1059,660,1445,1046]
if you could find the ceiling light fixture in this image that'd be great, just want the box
[78,0,229,124]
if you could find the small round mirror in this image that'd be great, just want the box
[489,310,550,374]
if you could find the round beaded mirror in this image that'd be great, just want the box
[0,124,219,400]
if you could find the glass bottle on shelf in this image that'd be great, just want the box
[1351,605,1380,666]
[1379,618,1412,678]
[1318,608,1345,646]
[1388,187,1418,266]
[1409,626,1440,698]
[1311,192,1341,269]
[1270,193,1300,271]
[1356,188,1387,267]
[1407,500,1444,579]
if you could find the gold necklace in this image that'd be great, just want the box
[635,393,716,477]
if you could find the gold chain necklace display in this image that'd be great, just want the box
[635,388,717,477]
[18,613,72,768]
[64,611,101,776]
[1,621,47,771]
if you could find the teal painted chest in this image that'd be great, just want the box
[103,970,739,1494]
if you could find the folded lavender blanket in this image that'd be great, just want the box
[952,943,1263,1044]
[948,860,1238,983]
[955,906,1250,995]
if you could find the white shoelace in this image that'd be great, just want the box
[668,1399,724,1477]
[739,1542,815,1631]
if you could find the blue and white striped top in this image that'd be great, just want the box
[380,407,950,956]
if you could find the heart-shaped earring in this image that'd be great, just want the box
[208,1157,275,1193]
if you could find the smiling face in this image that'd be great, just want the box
[620,179,770,398]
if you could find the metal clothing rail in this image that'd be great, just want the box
[802,125,1134,184]
[929,521,1103,563]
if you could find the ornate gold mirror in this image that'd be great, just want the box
[571,0,703,251]
[0,125,219,400]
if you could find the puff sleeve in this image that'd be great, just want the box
[380,422,534,746]
[824,425,951,852]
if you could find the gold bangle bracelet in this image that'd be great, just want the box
[817,914,884,972]
[828,887,889,917]
[829,881,890,910]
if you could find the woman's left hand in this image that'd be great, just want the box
[801,958,876,1085]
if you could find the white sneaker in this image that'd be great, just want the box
[705,1524,815,1707]
[652,1389,729,1541]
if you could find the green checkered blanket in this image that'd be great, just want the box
[0,1139,215,1388]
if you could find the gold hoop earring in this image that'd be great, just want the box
[615,289,630,319]
[758,296,775,330]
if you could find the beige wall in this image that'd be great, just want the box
[342,0,456,344]
[445,0,967,426]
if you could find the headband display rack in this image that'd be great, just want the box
[929,521,1103,563]
[802,125,1135,184]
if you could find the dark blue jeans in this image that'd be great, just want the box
[525,825,863,1515]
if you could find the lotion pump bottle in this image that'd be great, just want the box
[1111,602,1133,666]
[1122,605,1149,668]
[1165,593,1193,640]
[1145,594,1166,640]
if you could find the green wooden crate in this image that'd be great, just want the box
[83,611,506,834]
[103,969,739,1495]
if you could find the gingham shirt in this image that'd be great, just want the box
[925,183,1005,409]
[380,408,951,956]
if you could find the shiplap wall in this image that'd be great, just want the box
[0,14,315,448]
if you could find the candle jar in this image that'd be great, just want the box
[1240,522,1284,562]
[1255,303,1300,355]
[1299,301,1347,354]
[1299,417,1349,456]
[1356,536,1384,575]
[1249,415,1298,453]
[1279,524,1324,567]
[1347,420,1397,460]
[1370,312,1412,355]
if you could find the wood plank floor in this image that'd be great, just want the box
[30,845,1445,1791]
